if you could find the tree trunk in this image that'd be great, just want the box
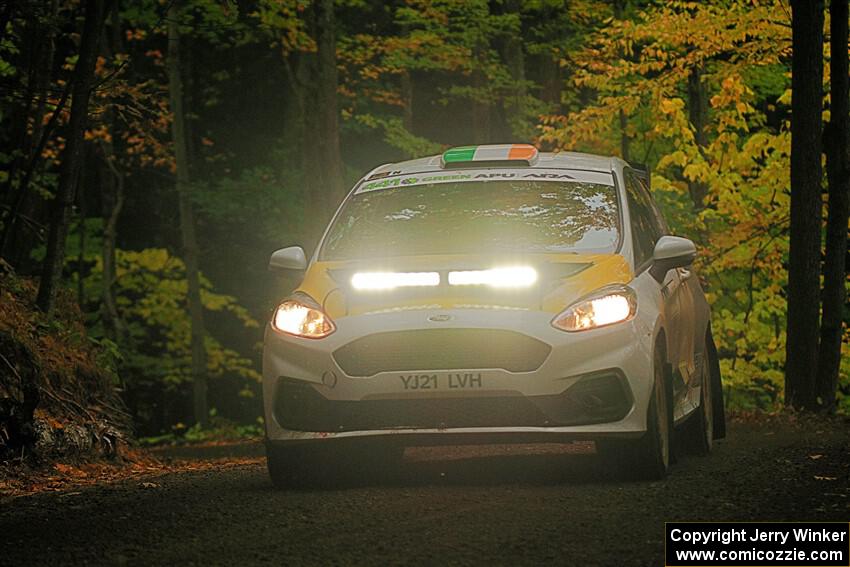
[619,111,631,162]
[471,40,491,144]
[100,155,124,342]
[401,70,414,132]
[614,0,631,162]
[502,0,526,140]
[785,0,824,410]
[1,0,60,262]
[282,50,312,244]
[314,0,345,218]
[2,10,40,206]
[537,54,562,113]
[100,0,125,343]
[687,66,709,209]
[815,0,849,413]
[0,2,14,47]
[28,0,60,164]
[77,190,85,306]
[36,0,107,315]
[168,3,209,428]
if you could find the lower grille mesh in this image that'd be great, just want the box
[332,329,551,377]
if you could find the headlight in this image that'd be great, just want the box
[271,298,335,338]
[552,287,636,332]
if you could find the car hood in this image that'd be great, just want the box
[294,253,633,318]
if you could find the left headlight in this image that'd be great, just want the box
[551,286,636,332]
[271,298,336,339]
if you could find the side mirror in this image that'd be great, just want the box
[649,236,696,283]
[268,246,307,271]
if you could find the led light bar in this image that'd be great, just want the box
[351,271,440,291]
[447,267,538,288]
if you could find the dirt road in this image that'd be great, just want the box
[2,417,848,566]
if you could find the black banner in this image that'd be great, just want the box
[666,522,850,566]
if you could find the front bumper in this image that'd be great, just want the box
[262,308,655,444]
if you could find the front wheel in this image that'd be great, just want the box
[634,346,673,478]
[597,346,672,480]
[267,444,313,489]
[681,338,715,455]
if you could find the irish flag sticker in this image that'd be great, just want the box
[441,144,539,168]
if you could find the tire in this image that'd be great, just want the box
[706,333,726,439]
[681,338,714,455]
[597,345,672,480]
[267,444,312,489]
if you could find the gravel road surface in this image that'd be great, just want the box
[3,417,849,566]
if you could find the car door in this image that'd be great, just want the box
[624,170,691,420]
[644,175,698,416]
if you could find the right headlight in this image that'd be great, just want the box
[551,286,637,332]
[271,297,336,339]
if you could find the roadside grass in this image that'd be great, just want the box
[137,414,264,447]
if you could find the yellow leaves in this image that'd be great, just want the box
[542,2,804,409]
[659,97,684,115]
[663,150,689,168]
[121,248,173,273]
[683,162,711,183]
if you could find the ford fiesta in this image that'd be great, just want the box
[263,143,725,485]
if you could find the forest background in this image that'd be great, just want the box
[1,0,848,442]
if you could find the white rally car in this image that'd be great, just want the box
[263,144,725,485]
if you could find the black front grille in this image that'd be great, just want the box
[332,329,551,377]
[273,372,632,432]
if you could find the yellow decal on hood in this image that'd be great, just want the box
[294,253,633,318]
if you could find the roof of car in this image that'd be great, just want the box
[364,150,622,180]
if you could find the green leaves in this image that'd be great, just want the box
[108,247,261,386]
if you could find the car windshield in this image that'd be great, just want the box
[320,178,620,261]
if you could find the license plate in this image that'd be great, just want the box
[399,372,483,391]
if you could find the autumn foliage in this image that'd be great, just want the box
[0,0,848,456]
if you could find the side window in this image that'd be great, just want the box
[624,170,664,268]
[635,174,669,235]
